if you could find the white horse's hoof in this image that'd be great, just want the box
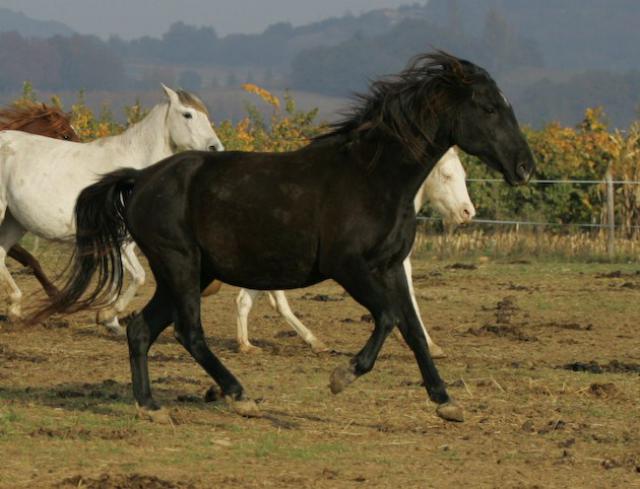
[102,317,125,335]
[310,340,330,354]
[436,402,464,422]
[429,343,447,359]
[238,343,262,354]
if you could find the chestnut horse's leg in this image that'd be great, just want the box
[8,244,58,298]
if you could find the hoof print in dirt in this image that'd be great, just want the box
[436,402,464,422]
[445,263,478,270]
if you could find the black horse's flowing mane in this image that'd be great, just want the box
[315,51,489,163]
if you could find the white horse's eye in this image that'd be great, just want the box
[183,112,193,120]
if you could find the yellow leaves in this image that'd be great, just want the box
[242,83,281,110]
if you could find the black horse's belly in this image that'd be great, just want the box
[193,177,323,289]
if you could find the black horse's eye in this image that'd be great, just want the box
[183,112,193,119]
[484,106,496,115]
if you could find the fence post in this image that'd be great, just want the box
[605,169,615,259]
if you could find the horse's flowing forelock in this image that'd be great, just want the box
[316,51,484,164]
[177,90,209,116]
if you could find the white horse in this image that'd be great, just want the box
[0,85,223,331]
[229,147,475,358]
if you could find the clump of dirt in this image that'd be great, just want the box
[40,318,70,329]
[538,419,567,435]
[544,321,593,331]
[495,296,518,324]
[176,394,202,404]
[54,379,127,401]
[149,352,190,363]
[445,263,478,270]
[505,282,532,292]
[155,375,201,386]
[57,474,196,489]
[301,293,342,302]
[595,270,640,278]
[31,427,137,441]
[561,360,640,374]
[412,271,443,280]
[466,324,537,342]
[620,282,640,290]
[274,330,297,338]
[0,343,46,363]
[588,383,618,398]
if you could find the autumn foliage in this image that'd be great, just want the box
[11,83,640,238]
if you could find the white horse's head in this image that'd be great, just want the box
[423,147,476,228]
[161,84,224,153]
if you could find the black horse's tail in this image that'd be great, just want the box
[28,168,140,323]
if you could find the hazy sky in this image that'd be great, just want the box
[0,0,422,38]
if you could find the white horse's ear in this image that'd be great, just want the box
[161,84,180,106]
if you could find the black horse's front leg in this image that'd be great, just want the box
[331,262,461,422]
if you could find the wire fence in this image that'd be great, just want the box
[418,177,640,257]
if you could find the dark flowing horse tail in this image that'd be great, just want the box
[28,168,140,323]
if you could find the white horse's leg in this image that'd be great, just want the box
[0,213,27,321]
[236,288,262,353]
[393,257,446,358]
[268,290,328,353]
[96,242,145,334]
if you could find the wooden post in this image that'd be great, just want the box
[605,169,615,259]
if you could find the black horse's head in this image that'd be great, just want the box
[416,52,535,185]
[315,51,535,185]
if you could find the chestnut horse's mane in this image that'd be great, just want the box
[0,102,72,134]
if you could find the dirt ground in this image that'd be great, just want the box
[0,252,639,488]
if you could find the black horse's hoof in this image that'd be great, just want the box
[436,402,464,422]
[329,364,357,394]
[135,403,173,424]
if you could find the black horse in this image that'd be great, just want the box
[35,52,534,423]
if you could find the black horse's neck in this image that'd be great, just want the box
[345,128,450,207]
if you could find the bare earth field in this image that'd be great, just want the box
[1,253,639,488]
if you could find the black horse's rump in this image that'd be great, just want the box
[34,51,535,422]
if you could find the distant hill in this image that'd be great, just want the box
[1,2,640,128]
[426,0,640,71]
[0,8,74,38]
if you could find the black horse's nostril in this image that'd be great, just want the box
[516,162,530,181]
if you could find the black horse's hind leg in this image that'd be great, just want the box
[330,262,460,421]
[127,285,174,411]
[172,290,245,401]
[143,246,251,414]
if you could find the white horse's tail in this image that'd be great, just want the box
[28,168,140,323]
